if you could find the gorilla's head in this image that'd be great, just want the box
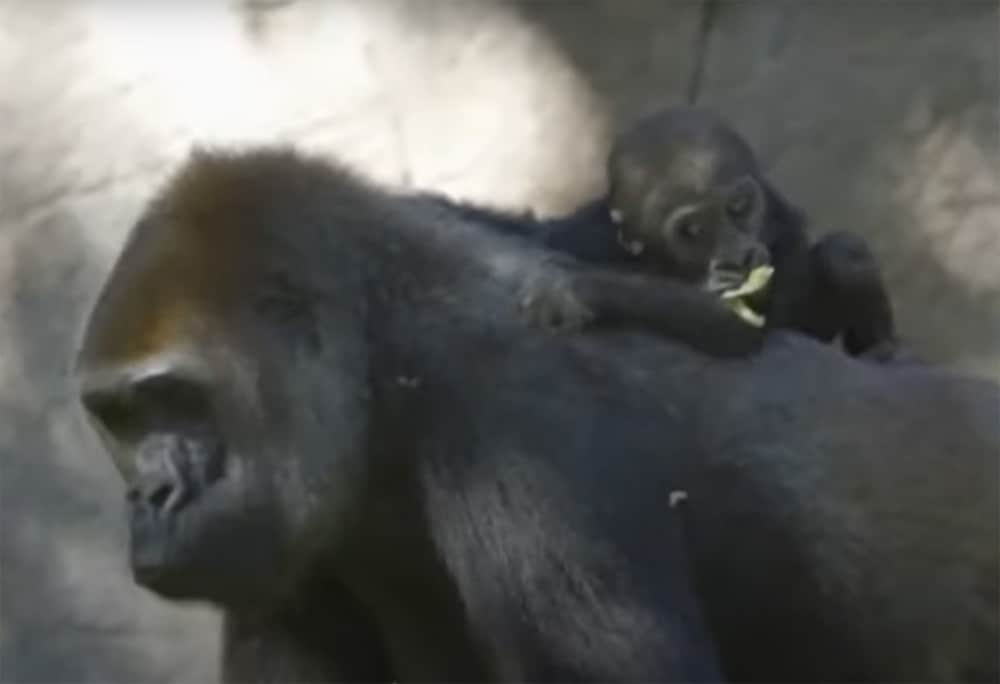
[607,107,776,294]
[75,150,374,610]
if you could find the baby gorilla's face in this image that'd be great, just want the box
[610,173,771,293]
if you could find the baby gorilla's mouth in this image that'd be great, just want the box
[713,265,775,328]
[705,270,747,295]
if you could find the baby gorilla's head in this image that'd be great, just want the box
[607,107,772,294]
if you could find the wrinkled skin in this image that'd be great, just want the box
[76,148,998,682]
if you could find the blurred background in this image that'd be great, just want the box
[0,1,997,681]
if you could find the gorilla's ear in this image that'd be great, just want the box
[606,150,648,217]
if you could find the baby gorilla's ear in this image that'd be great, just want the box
[606,149,650,217]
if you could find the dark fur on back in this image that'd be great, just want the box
[77,147,998,682]
[426,107,897,361]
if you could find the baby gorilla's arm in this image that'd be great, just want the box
[809,231,898,361]
[519,262,764,359]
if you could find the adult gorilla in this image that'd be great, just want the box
[75,148,999,682]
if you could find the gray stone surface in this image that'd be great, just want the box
[1,1,996,682]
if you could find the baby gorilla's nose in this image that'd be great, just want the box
[717,241,770,274]
[742,243,771,270]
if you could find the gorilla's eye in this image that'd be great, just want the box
[84,372,214,439]
[727,193,752,218]
[673,216,702,241]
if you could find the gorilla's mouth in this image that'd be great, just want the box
[126,438,286,605]
[77,366,235,589]
[81,366,287,603]
[705,270,747,295]
[713,265,775,328]
[125,431,229,588]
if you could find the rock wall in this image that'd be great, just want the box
[1,1,996,681]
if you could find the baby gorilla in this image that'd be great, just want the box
[603,107,898,359]
[444,107,899,361]
[607,110,772,295]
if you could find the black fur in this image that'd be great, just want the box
[76,148,998,682]
[428,107,900,362]
[425,195,767,358]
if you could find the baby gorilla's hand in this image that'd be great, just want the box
[857,339,899,363]
[518,261,595,333]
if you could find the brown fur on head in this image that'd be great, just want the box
[75,148,384,610]
[606,107,772,293]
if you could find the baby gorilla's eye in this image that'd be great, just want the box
[673,216,701,240]
[727,193,752,218]
[664,206,704,243]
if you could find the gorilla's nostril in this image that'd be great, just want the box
[128,445,191,515]
[128,479,179,514]
[148,483,175,511]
